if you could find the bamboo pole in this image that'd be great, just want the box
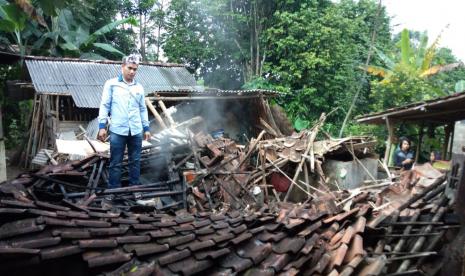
[237,130,266,170]
[396,204,448,272]
[261,147,269,202]
[157,99,176,126]
[260,95,282,136]
[269,160,315,199]
[345,143,377,182]
[145,98,167,129]
[447,123,454,160]
[303,161,310,200]
[284,113,326,202]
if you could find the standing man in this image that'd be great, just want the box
[98,54,151,189]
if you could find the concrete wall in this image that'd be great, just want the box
[452,120,465,155]
[323,158,378,190]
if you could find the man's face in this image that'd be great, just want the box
[122,63,138,82]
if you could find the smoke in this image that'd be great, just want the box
[141,98,259,184]
[170,99,255,143]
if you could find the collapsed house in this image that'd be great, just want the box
[1,55,464,275]
[10,56,288,168]
[0,132,459,275]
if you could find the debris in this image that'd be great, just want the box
[1,112,462,275]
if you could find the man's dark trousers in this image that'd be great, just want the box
[108,131,142,189]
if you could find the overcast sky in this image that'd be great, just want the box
[383,0,465,62]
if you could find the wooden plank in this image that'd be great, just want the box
[443,123,452,160]
[415,125,424,162]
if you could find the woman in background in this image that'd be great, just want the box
[394,136,415,170]
[430,150,441,164]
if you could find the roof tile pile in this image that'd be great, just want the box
[0,178,458,276]
[0,193,382,276]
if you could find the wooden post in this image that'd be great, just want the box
[448,123,455,160]
[261,147,269,202]
[25,93,39,167]
[260,95,282,137]
[415,124,424,162]
[443,123,452,160]
[384,117,395,166]
[0,107,6,182]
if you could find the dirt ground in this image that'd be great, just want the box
[6,164,24,180]
[5,149,25,180]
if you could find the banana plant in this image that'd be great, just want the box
[59,15,138,59]
[365,29,462,83]
[0,3,29,56]
[34,8,138,59]
[0,0,71,56]
[1,0,137,60]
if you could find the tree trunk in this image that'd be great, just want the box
[255,0,260,76]
[139,0,146,60]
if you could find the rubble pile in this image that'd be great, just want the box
[0,113,462,275]
[3,151,186,212]
[19,111,382,214]
[0,165,459,275]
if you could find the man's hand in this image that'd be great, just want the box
[144,131,151,141]
[98,129,107,142]
[402,158,413,164]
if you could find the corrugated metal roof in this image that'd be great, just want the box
[356,91,465,124]
[26,59,199,108]
[85,117,100,140]
[148,89,281,97]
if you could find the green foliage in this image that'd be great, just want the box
[4,100,32,149]
[0,63,31,149]
[5,119,21,148]
[262,0,391,133]
[37,0,73,16]
[37,11,138,59]
[0,4,27,33]
[0,1,136,59]
[0,3,29,54]
[163,0,215,77]
[294,117,310,132]
[163,0,280,88]
[455,80,465,93]
[120,0,166,60]
[370,69,444,110]
[368,29,465,110]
